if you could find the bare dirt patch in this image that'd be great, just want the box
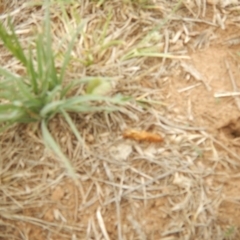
[1,1,240,240]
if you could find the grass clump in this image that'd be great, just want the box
[0,1,127,179]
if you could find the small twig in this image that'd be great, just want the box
[178,83,202,93]
[225,60,240,110]
[96,207,110,240]
[214,92,240,98]
[202,0,206,17]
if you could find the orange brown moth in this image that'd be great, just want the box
[123,129,163,143]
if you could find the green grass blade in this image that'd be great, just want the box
[36,35,44,84]
[44,85,62,103]
[0,66,22,82]
[43,0,59,88]
[16,80,35,101]
[63,94,128,106]
[61,109,84,144]
[40,94,127,117]
[64,105,119,113]
[58,21,86,84]
[0,109,23,121]
[26,48,38,94]
[60,82,74,98]
[40,100,64,118]
[41,120,77,179]
[36,32,52,93]
[0,19,28,66]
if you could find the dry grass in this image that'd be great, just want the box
[1,0,240,239]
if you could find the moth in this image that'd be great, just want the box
[123,129,163,143]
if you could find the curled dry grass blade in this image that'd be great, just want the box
[0,0,128,179]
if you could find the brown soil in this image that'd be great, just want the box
[1,1,240,240]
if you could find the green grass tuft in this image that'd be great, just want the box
[0,0,128,179]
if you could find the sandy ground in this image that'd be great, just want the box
[1,1,240,239]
